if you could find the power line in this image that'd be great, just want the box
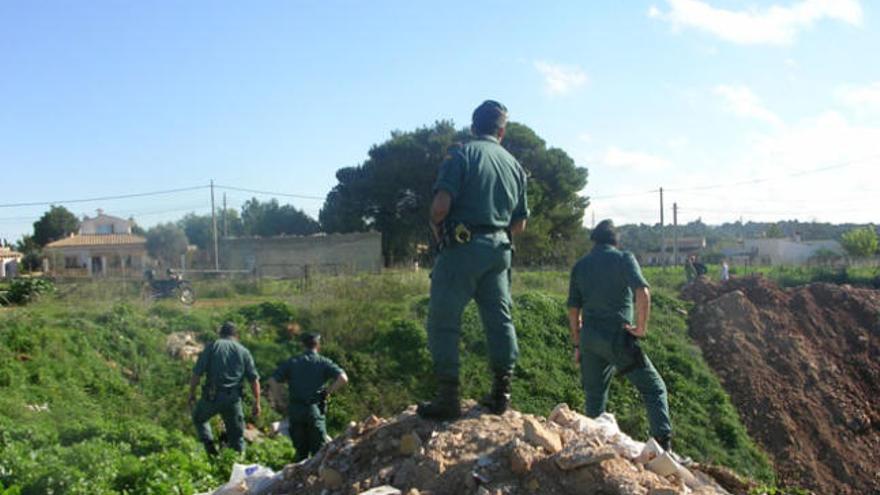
[214,184,325,201]
[665,154,879,193]
[0,185,210,208]
[590,189,659,200]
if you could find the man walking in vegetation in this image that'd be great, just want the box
[189,321,261,455]
[418,100,529,420]
[270,333,348,462]
[567,220,674,450]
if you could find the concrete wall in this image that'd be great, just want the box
[220,232,382,278]
[745,239,843,265]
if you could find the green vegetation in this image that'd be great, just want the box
[840,225,879,258]
[0,270,777,493]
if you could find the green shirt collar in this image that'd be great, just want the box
[476,134,500,143]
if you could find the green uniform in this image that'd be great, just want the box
[428,135,529,379]
[272,351,344,461]
[191,338,259,452]
[685,261,697,284]
[567,244,672,439]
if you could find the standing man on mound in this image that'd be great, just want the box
[418,100,529,420]
[189,321,261,455]
[567,220,673,450]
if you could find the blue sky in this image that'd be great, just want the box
[2,0,879,242]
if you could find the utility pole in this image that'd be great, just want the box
[672,202,679,266]
[222,192,228,238]
[211,180,219,271]
[659,187,666,265]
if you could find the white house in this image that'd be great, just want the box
[744,238,844,266]
[44,210,147,277]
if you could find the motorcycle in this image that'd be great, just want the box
[143,269,196,305]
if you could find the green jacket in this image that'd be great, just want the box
[433,135,529,229]
[193,338,259,395]
[272,350,343,419]
[568,244,649,327]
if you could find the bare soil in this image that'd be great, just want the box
[683,276,880,494]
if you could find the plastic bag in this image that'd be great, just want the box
[211,463,279,495]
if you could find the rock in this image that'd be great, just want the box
[509,439,538,475]
[399,432,422,455]
[648,489,681,495]
[319,467,343,489]
[523,417,562,453]
[359,486,402,495]
[555,443,617,471]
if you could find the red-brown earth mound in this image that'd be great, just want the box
[684,276,880,494]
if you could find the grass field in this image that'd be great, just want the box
[0,266,802,493]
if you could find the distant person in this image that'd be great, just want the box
[721,260,730,282]
[694,256,708,278]
[270,333,348,462]
[418,100,529,420]
[567,220,673,451]
[189,321,261,455]
[684,255,697,285]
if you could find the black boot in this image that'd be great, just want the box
[203,440,219,456]
[654,434,671,452]
[481,371,512,415]
[417,376,460,420]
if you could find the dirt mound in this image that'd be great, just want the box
[684,276,880,494]
[267,402,735,495]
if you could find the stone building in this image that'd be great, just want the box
[43,211,147,277]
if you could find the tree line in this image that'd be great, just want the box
[14,120,591,269]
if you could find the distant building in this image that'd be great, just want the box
[218,231,382,278]
[0,246,22,278]
[743,238,843,266]
[642,237,706,265]
[43,210,147,277]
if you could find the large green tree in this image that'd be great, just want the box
[241,198,320,237]
[32,205,80,247]
[319,121,589,266]
[145,223,189,267]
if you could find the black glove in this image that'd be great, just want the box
[317,388,328,415]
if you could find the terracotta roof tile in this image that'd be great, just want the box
[45,234,146,248]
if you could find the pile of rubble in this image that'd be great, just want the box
[166,332,204,362]
[240,402,746,495]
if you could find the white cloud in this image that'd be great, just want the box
[578,132,594,143]
[649,0,862,45]
[835,82,880,112]
[714,84,783,126]
[534,61,588,95]
[602,147,671,171]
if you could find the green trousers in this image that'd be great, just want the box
[580,322,672,439]
[427,233,518,379]
[192,392,245,452]
[289,404,328,462]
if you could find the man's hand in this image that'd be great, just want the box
[624,324,646,338]
[251,401,262,418]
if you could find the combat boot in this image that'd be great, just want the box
[481,370,512,415]
[417,377,460,420]
[202,440,219,456]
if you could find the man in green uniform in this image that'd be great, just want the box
[418,100,529,420]
[270,333,348,462]
[567,220,673,450]
[189,321,261,455]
